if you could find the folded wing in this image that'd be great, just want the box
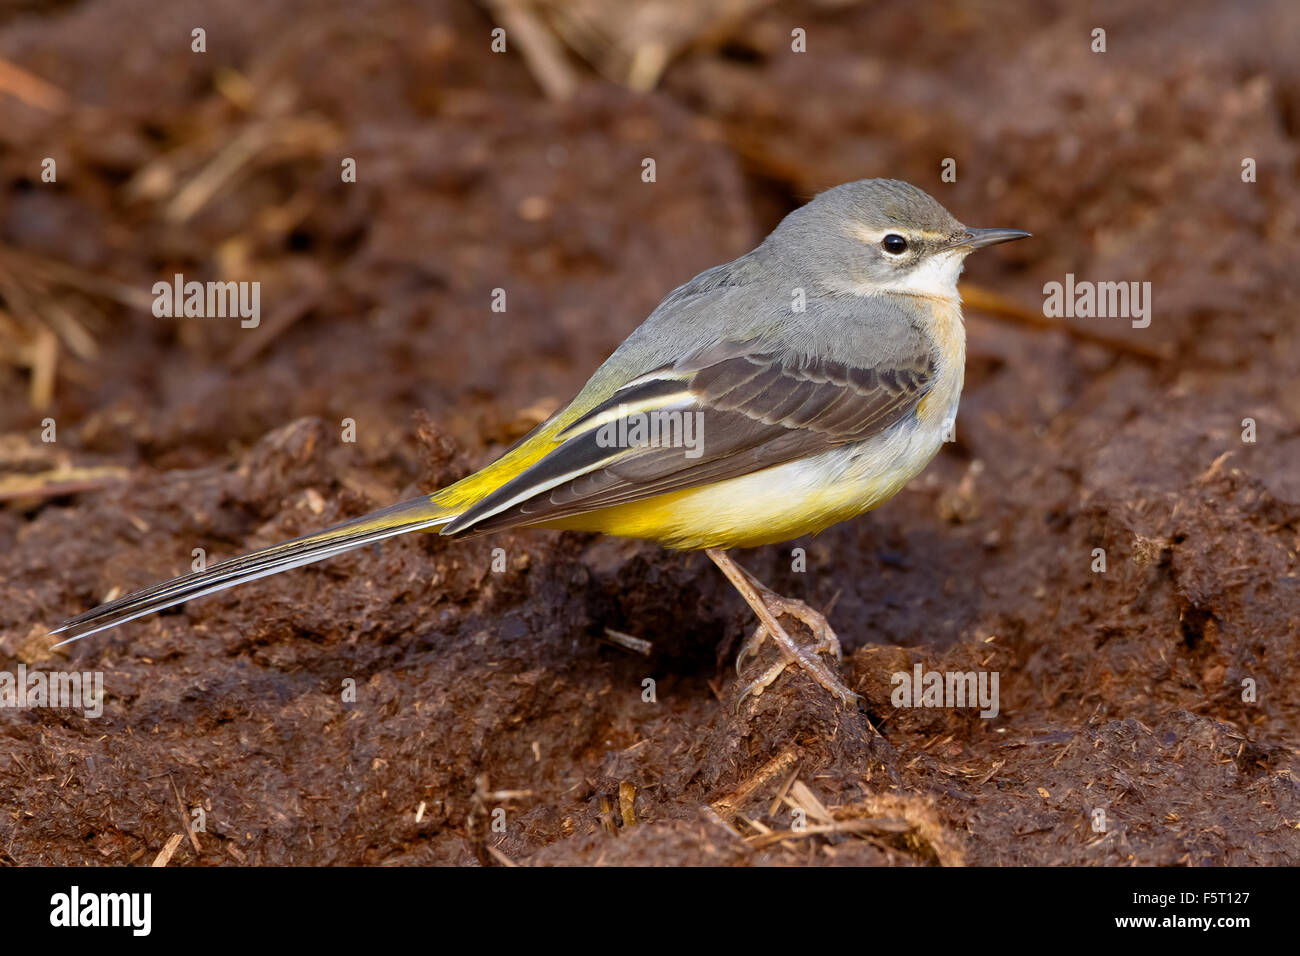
[441,336,935,535]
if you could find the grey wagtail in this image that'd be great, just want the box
[52,178,1029,705]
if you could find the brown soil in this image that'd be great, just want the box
[1,0,1297,866]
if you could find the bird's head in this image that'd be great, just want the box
[770,178,1029,299]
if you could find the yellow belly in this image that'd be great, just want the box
[538,416,948,550]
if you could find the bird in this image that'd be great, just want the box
[50,178,1029,706]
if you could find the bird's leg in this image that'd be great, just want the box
[706,548,858,707]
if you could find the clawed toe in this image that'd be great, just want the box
[732,596,857,708]
[707,549,858,710]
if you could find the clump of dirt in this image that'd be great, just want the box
[1,0,1297,865]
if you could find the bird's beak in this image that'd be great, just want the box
[956,227,1032,250]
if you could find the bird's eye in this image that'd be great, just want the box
[881,234,908,255]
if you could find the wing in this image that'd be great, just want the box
[440,334,935,536]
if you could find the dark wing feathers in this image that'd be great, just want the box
[695,350,926,437]
[443,339,935,535]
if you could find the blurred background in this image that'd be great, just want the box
[0,0,1297,865]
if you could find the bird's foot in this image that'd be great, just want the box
[704,548,858,710]
[736,591,843,671]
[734,593,857,709]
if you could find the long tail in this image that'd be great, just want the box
[50,495,456,645]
